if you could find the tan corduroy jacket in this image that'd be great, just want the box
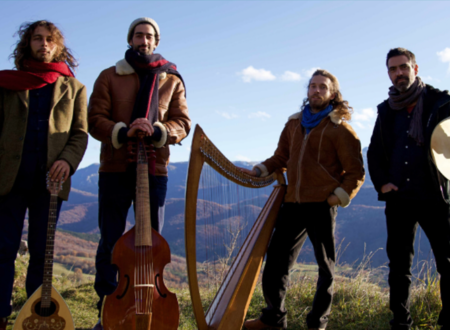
[0,77,88,200]
[255,110,365,207]
[88,59,191,175]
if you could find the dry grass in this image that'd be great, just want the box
[7,254,444,330]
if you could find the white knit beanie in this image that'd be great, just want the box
[127,17,160,42]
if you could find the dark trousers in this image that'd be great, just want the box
[0,169,62,318]
[385,200,450,329]
[94,169,168,313]
[260,201,337,329]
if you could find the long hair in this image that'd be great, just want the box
[10,20,78,71]
[301,69,352,121]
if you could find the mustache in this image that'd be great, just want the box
[395,76,409,84]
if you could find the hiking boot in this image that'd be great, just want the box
[0,318,7,330]
[244,318,283,330]
[92,319,103,330]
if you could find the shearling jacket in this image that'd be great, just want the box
[254,110,365,207]
[88,59,191,175]
[0,77,88,200]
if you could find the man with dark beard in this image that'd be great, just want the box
[240,70,365,330]
[88,17,190,329]
[368,48,450,330]
[0,20,88,329]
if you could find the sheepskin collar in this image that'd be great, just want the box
[288,110,342,125]
[115,59,167,80]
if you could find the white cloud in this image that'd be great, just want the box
[280,71,302,82]
[353,108,376,122]
[248,111,271,120]
[421,75,441,83]
[236,155,251,162]
[304,67,321,77]
[216,111,239,119]
[354,122,366,129]
[437,48,450,71]
[238,66,276,83]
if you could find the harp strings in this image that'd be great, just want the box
[198,163,272,296]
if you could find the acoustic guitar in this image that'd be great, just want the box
[13,175,74,330]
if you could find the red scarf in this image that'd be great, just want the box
[0,59,74,91]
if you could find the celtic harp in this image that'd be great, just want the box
[185,124,286,330]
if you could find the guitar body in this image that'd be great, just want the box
[13,285,74,330]
[102,227,179,330]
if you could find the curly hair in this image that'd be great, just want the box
[10,20,78,71]
[301,69,353,121]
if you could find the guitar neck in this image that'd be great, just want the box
[135,138,152,247]
[41,193,58,308]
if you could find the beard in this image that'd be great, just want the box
[32,49,56,63]
[309,96,331,113]
[133,44,153,56]
[393,75,413,93]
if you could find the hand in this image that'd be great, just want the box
[128,118,154,137]
[49,160,70,183]
[237,167,258,177]
[327,194,340,206]
[381,183,398,194]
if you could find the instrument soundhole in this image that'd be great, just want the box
[34,300,57,317]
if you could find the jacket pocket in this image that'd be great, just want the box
[52,99,75,132]
[318,163,340,184]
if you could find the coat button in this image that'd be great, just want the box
[19,137,23,141]
[15,156,20,160]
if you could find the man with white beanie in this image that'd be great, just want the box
[88,18,190,329]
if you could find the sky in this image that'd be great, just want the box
[1,1,450,169]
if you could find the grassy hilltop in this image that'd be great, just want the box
[6,253,443,330]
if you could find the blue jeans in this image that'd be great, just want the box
[94,169,168,313]
[0,166,62,318]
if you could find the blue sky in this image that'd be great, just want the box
[1,1,450,169]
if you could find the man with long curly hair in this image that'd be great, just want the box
[0,20,88,329]
[240,69,365,330]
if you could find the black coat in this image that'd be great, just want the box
[367,85,450,203]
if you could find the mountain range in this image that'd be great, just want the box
[59,148,433,268]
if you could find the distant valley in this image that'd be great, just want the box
[55,148,433,271]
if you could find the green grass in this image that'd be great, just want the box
[6,256,443,330]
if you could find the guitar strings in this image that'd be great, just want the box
[134,139,154,316]
[40,182,59,321]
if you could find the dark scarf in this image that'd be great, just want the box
[301,104,334,133]
[125,49,184,125]
[0,59,74,91]
[388,76,426,145]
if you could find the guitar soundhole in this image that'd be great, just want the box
[34,301,57,317]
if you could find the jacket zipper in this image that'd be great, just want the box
[295,129,311,203]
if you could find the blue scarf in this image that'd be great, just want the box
[301,104,334,133]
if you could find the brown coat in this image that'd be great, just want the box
[255,111,365,207]
[0,77,88,200]
[88,59,191,175]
